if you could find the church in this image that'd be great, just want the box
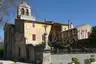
[4,2,69,62]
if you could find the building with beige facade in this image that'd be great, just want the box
[4,2,69,62]
[62,24,92,43]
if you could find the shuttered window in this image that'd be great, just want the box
[32,34,36,41]
[88,32,91,37]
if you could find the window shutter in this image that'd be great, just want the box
[32,22,35,27]
[32,34,36,41]
[88,32,91,37]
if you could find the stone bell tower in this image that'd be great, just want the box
[17,1,36,21]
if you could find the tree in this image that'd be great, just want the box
[89,26,96,47]
[0,43,4,58]
[0,0,29,41]
[0,47,4,57]
[0,0,29,28]
[0,0,29,18]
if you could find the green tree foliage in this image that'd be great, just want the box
[89,26,96,47]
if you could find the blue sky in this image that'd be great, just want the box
[0,0,96,41]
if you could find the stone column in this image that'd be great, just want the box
[43,25,51,64]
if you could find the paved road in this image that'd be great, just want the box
[0,60,31,64]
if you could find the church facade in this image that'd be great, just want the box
[4,1,92,63]
[4,2,69,62]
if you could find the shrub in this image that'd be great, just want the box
[75,61,80,64]
[12,58,17,63]
[72,57,78,62]
[72,57,80,64]
[84,59,91,64]
[89,58,95,62]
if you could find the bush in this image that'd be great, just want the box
[12,58,17,63]
[72,57,80,64]
[75,61,80,64]
[72,57,78,62]
[89,58,95,62]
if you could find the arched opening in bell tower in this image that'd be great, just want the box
[26,9,29,16]
[21,8,25,15]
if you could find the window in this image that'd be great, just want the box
[21,8,25,15]
[88,32,91,37]
[26,9,29,16]
[32,34,36,41]
[32,22,35,27]
[18,47,21,57]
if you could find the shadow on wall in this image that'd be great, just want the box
[32,42,45,64]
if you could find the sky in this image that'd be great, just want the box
[0,0,96,42]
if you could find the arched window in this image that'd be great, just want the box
[26,9,29,16]
[21,8,25,15]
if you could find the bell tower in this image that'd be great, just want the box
[17,1,35,21]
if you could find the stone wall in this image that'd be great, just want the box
[51,53,96,64]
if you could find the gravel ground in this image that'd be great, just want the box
[91,62,96,64]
